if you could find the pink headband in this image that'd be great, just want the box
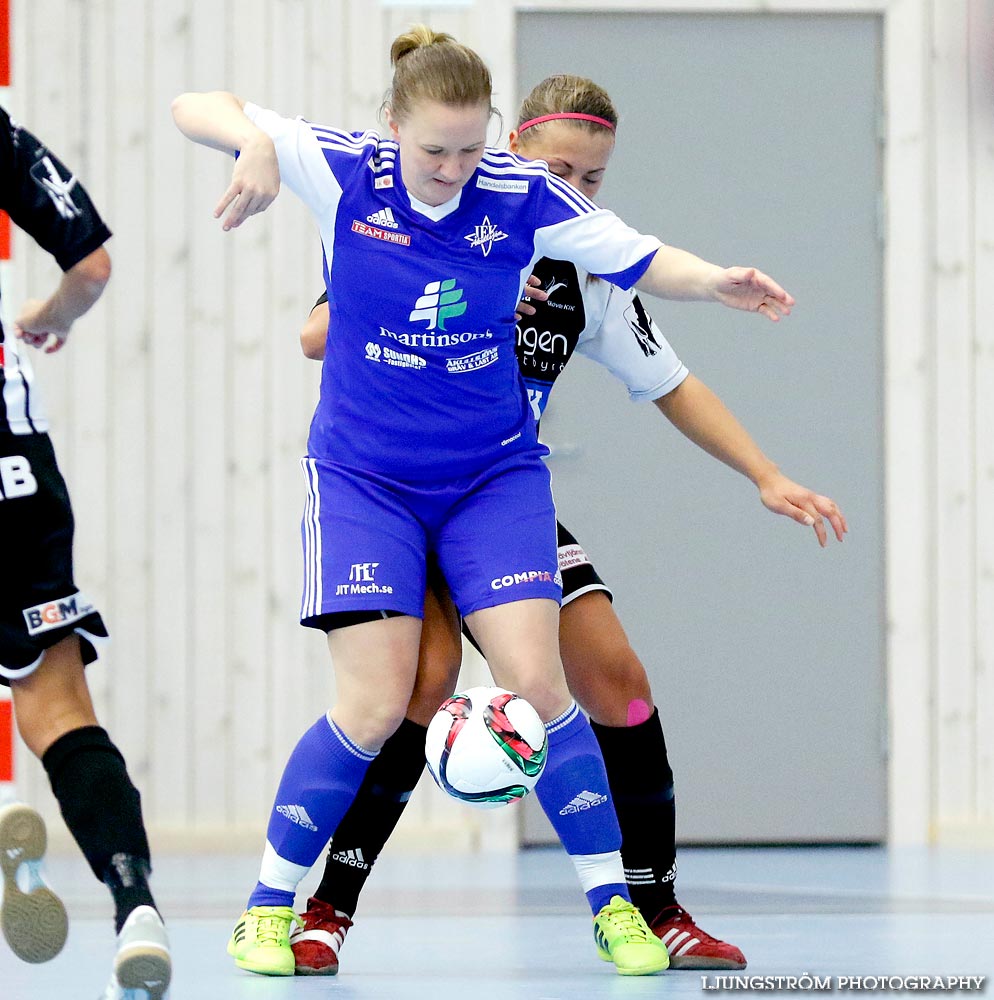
[517,112,616,133]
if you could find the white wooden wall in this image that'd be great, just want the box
[5,0,993,848]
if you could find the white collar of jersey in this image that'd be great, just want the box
[405,186,462,221]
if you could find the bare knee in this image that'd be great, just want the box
[9,634,98,758]
[559,594,654,727]
[569,646,654,727]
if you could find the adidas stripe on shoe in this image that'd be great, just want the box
[228,905,302,976]
[0,802,68,964]
[593,895,669,976]
[290,896,353,976]
[651,906,747,970]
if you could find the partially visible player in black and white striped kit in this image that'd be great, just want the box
[0,105,170,1000]
[291,75,846,977]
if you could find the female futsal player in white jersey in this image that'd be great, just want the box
[172,26,794,979]
[290,74,845,977]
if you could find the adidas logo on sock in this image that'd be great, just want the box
[276,804,318,832]
[559,790,608,815]
[624,862,678,886]
[331,847,370,870]
[366,207,399,229]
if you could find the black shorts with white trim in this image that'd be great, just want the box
[0,432,108,683]
[555,520,612,608]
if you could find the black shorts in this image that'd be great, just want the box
[555,520,612,608]
[0,432,108,683]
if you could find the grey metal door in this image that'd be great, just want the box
[518,11,885,843]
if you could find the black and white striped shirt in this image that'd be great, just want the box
[0,105,111,434]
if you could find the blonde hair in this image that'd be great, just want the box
[387,25,493,122]
[517,74,618,140]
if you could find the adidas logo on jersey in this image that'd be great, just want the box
[331,847,370,870]
[276,804,318,832]
[366,207,399,229]
[559,790,608,815]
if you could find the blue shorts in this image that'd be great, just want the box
[299,450,561,625]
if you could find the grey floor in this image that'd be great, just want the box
[2,844,992,998]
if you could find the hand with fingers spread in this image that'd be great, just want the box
[214,134,281,230]
[756,471,848,547]
[710,266,795,322]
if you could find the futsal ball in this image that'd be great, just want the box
[425,686,548,808]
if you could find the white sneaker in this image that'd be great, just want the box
[0,801,69,963]
[100,905,171,1000]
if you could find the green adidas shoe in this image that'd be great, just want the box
[593,895,670,976]
[227,905,302,976]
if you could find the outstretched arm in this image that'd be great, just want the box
[653,374,847,546]
[636,246,794,322]
[171,90,280,229]
[14,246,112,354]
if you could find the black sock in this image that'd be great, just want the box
[103,853,156,933]
[591,708,678,920]
[313,717,428,917]
[42,725,156,931]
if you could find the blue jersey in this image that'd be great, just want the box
[246,104,662,479]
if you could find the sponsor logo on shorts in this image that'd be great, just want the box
[365,342,426,370]
[23,593,95,636]
[446,346,499,374]
[557,543,591,573]
[490,570,554,591]
[351,219,411,246]
[336,562,394,597]
[0,456,38,501]
[476,175,528,195]
[500,431,522,447]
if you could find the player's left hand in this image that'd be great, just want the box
[757,472,847,547]
[712,266,795,322]
[214,134,280,230]
[12,299,71,354]
[515,274,549,320]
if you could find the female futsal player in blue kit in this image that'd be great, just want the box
[292,74,846,977]
[172,26,794,978]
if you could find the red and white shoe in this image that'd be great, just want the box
[289,897,352,976]
[650,906,746,970]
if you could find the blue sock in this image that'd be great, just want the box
[248,715,376,908]
[535,703,629,914]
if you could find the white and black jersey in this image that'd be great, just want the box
[517,256,688,423]
[0,105,112,435]
[516,258,688,606]
[1,107,111,678]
